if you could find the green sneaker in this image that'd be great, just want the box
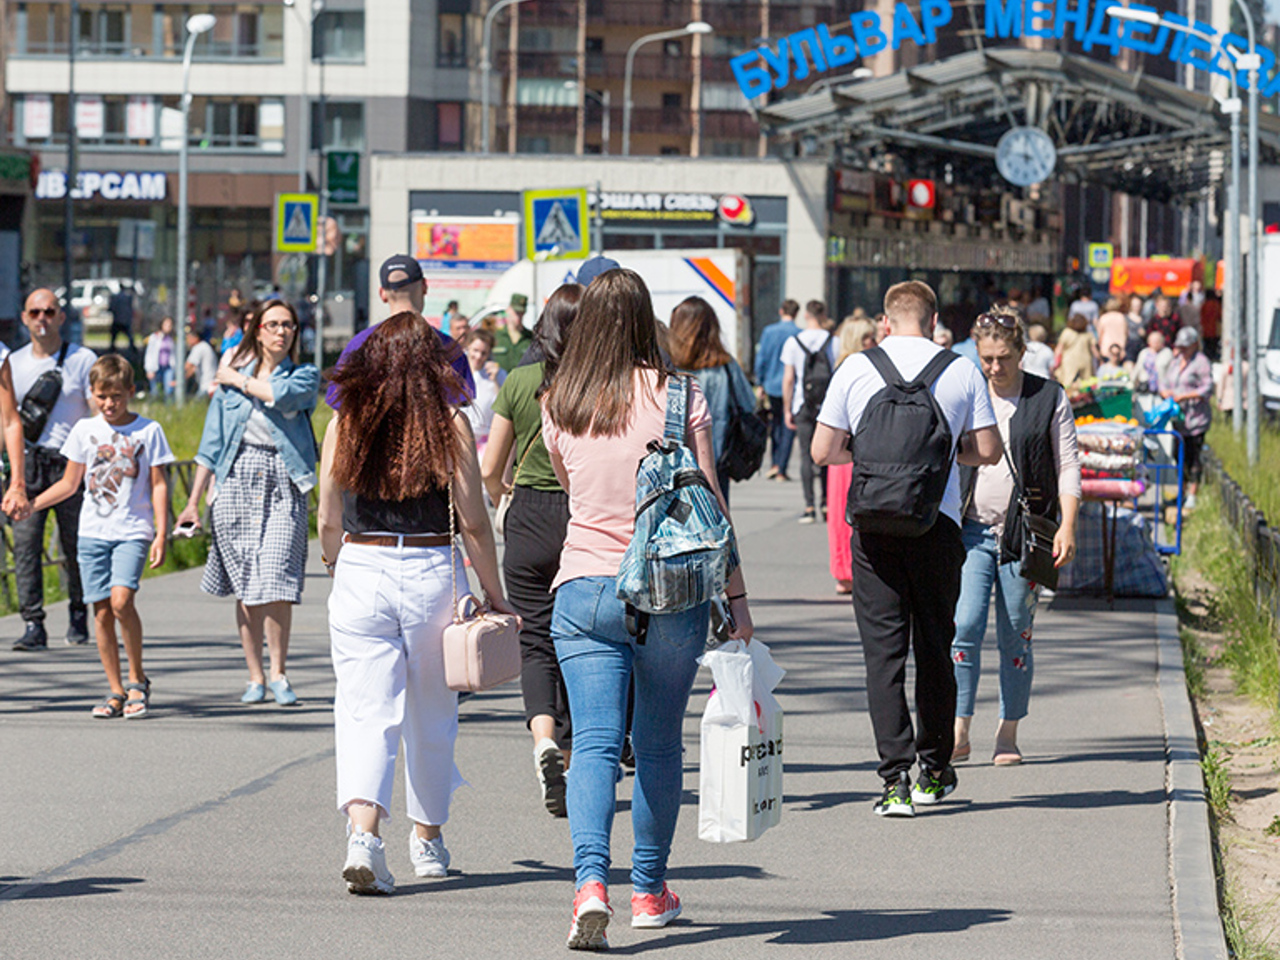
[874,772,915,817]
[912,765,958,805]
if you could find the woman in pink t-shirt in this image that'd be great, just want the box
[541,268,753,950]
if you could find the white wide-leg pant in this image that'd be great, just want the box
[329,542,466,825]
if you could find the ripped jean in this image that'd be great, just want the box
[951,519,1038,721]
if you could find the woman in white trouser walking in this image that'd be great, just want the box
[318,311,515,895]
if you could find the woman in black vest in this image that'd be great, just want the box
[317,312,516,895]
[951,307,1081,766]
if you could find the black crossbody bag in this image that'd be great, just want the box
[1001,441,1061,590]
[19,341,70,445]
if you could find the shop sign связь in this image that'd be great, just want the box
[36,170,168,202]
[593,191,755,225]
[731,0,1280,100]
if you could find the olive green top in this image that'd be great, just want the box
[491,362,562,492]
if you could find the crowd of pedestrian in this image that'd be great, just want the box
[20,256,1199,952]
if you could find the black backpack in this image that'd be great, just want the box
[797,332,834,414]
[848,346,959,537]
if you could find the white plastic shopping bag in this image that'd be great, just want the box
[697,639,785,842]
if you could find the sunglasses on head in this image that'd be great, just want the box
[974,313,1019,330]
[26,307,57,319]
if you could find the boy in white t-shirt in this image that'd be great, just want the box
[28,356,175,719]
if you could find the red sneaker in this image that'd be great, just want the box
[631,883,682,928]
[567,881,611,950]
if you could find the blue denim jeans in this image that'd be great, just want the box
[552,576,709,894]
[952,519,1038,721]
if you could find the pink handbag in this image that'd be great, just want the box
[441,483,521,693]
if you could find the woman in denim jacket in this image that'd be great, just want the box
[177,301,319,707]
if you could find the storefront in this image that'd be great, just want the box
[370,154,829,354]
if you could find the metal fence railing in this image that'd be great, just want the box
[1203,448,1280,633]
[0,459,318,611]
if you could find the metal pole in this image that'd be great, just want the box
[1233,0,1261,463]
[481,0,531,155]
[63,0,77,318]
[314,42,326,371]
[1229,98,1243,436]
[297,3,309,190]
[623,26,708,156]
[593,179,604,255]
[601,89,610,157]
[176,29,199,408]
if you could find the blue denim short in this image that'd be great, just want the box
[78,538,150,603]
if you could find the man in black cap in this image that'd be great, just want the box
[324,254,474,409]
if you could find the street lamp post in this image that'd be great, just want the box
[622,22,713,156]
[313,0,327,373]
[1230,0,1262,465]
[565,82,611,155]
[1110,7,1248,434]
[64,0,78,325]
[481,0,534,154]
[176,13,217,408]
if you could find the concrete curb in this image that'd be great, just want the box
[1155,597,1229,960]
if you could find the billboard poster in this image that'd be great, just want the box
[412,216,520,272]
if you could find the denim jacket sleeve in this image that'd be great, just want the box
[194,387,229,473]
[266,362,321,414]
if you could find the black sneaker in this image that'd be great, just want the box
[13,621,48,652]
[874,772,915,818]
[66,605,90,646]
[912,765,958,805]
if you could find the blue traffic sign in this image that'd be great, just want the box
[524,189,590,260]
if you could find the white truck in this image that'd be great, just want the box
[1252,234,1280,411]
[426,248,752,364]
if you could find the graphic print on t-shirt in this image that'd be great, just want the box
[85,429,143,517]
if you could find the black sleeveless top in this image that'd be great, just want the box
[341,487,452,536]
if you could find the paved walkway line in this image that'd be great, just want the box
[1155,598,1228,960]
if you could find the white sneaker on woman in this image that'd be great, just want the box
[409,832,451,878]
[343,830,394,894]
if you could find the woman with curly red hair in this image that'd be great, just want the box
[318,311,516,895]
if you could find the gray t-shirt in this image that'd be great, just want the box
[10,342,96,450]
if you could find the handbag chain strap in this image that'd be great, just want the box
[448,479,463,624]
[510,426,541,490]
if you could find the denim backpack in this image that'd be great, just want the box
[616,375,739,622]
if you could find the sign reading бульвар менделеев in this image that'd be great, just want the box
[731,0,1280,101]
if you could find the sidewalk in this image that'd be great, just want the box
[0,475,1217,959]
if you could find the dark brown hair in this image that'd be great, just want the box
[329,312,466,499]
[668,296,732,371]
[230,299,301,368]
[462,328,495,352]
[535,283,584,397]
[780,299,800,319]
[543,269,666,437]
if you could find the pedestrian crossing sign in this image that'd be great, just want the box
[275,193,319,253]
[524,188,590,260]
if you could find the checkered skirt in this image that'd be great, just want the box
[201,443,309,605]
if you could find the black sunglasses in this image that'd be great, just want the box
[25,307,57,319]
[974,313,1019,330]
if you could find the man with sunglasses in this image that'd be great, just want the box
[10,289,97,651]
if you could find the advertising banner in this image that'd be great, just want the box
[412,216,520,272]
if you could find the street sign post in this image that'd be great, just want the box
[1087,242,1114,270]
[274,192,319,253]
[327,151,359,205]
[523,188,590,261]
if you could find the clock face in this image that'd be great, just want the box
[996,126,1057,187]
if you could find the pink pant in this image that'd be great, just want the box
[827,462,853,583]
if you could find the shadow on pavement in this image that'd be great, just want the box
[0,876,144,900]
[608,907,1014,951]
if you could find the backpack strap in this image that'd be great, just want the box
[912,348,959,389]
[55,340,70,370]
[663,374,689,446]
[862,345,906,388]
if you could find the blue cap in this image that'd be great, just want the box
[576,255,621,288]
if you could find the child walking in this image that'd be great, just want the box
[29,355,175,718]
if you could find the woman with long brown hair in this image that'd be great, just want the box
[318,311,514,896]
[481,283,581,818]
[541,269,753,949]
[667,296,756,505]
[178,299,319,707]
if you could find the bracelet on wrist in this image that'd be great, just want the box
[726,592,747,602]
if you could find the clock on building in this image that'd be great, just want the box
[995,126,1057,187]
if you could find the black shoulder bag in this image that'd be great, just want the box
[717,368,768,482]
[19,341,71,445]
[1000,440,1061,590]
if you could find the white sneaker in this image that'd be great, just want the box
[534,738,567,817]
[343,830,394,894]
[409,832,451,878]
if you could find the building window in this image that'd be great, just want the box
[313,10,364,62]
[660,145,682,155]
[437,102,464,150]
[709,139,746,157]
[438,13,467,67]
[519,136,552,154]
[185,97,264,148]
[312,102,365,151]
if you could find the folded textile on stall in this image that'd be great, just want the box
[1056,502,1168,597]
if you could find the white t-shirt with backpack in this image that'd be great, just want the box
[779,327,837,416]
[817,336,995,528]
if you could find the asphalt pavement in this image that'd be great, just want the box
[0,474,1220,959]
